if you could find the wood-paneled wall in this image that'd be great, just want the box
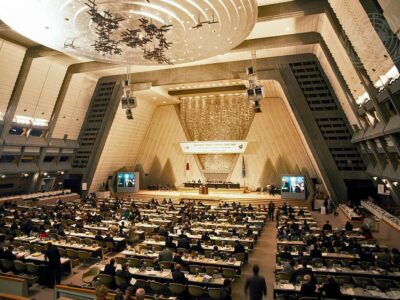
[230,97,317,189]
[135,105,202,188]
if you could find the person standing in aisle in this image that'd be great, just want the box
[244,264,267,300]
[44,242,62,288]
[268,201,275,221]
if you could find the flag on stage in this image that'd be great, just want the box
[186,162,190,171]
[242,156,246,178]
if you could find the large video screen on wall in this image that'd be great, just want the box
[281,175,306,199]
[117,172,137,193]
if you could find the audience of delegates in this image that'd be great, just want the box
[275,203,400,299]
[0,195,270,298]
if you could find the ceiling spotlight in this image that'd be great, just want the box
[0,175,5,179]
[382,178,387,183]
[373,176,378,180]
[43,172,48,176]
[393,182,398,186]
[60,171,64,175]
[24,173,29,177]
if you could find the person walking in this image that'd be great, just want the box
[244,264,267,300]
[44,242,62,288]
[267,201,275,221]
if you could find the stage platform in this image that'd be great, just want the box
[129,188,310,207]
[135,189,281,201]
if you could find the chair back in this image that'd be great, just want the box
[2,259,14,270]
[26,263,39,274]
[115,257,126,265]
[150,280,165,292]
[128,258,142,268]
[206,266,219,276]
[160,261,174,270]
[115,276,128,288]
[233,253,246,262]
[222,268,237,279]
[169,283,186,295]
[208,288,221,299]
[14,260,26,272]
[188,285,205,297]
[97,274,114,287]
[142,259,156,268]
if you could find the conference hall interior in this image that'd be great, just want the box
[0,0,400,299]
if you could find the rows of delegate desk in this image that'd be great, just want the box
[274,205,400,299]
[0,196,267,298]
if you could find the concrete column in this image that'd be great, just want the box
[0,54,34,142]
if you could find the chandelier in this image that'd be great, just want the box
[0,0,258,65]
[86,0,173,64]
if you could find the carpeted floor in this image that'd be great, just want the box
[232,217,277,300]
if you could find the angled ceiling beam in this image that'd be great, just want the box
[168,85,246,96]
[233,32,322,51]
[257,0,327,21]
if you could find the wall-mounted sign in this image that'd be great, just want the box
[180,141,248,154]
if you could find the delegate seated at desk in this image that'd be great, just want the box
[172,264,188,284]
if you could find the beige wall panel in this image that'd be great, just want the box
[135,105,202,187]
[15,56,67,120]
[329,0,395,83]
[0,39,26,116]
[52,74,96,140]
[230,97,317,189]
[318,15,365,99]
[90,98,157,192]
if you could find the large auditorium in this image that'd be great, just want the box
[0,0,399,299]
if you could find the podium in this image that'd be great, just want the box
[199,185,209,195]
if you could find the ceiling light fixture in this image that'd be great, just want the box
[0,0,257,65]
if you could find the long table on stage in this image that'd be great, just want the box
[184,182,240,189]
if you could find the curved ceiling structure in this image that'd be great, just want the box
[0,0,258,64]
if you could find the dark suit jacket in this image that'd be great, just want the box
[45,246,61,268]
[172,270,188,284]
[103,264,116,277]
[116,269,132,281]
[244,274,267,300]
[299,282,317,298]
[177,238,191,250]
[173,255,187,267]
[3,250,17,261]
[234,243,245,254]
[319,281,341,298]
